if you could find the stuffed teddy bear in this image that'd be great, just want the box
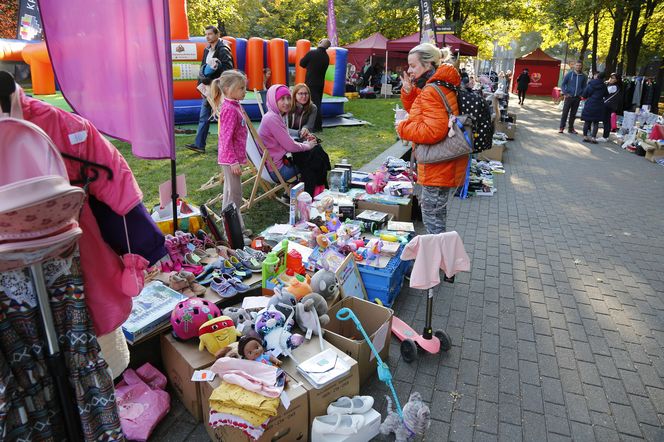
[254,306,304,356]
[222,307,256,336]
[310,269,339,300]
[295,293,330,337]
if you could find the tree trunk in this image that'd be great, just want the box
[625,0,657,76]
[619,9,631,74]
[605,2,626,74]
[624,0,641,75]
[591,11,599,73]
[578,20,591,62]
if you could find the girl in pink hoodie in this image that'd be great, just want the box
[212,70,249,228]
[258,84,316,182]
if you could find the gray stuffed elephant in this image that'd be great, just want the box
[295,292,330,336]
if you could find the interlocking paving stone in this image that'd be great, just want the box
[155,99,664,441]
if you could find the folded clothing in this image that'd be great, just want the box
[209,381,280,427]
[211,357,284,398]
[209,410,269,441]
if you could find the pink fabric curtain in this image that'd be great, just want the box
[38,0,175,160]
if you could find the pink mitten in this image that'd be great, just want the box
[121,253,149,296]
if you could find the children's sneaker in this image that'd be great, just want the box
[228,256,250,278]
[234,249,262,272]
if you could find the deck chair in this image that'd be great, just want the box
[239,107,297,210]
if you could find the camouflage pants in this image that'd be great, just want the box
[420,186,451,234]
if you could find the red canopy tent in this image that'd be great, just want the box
[344,32,390,70]
[512,48,561,96]
[386,32,478,56]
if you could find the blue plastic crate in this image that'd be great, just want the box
[358,246,410,307]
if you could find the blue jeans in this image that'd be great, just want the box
[269,163,298,183]
[194,101,212,149]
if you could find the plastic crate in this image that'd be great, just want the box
[358,246,410,307]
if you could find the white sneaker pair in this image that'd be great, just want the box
[311,396,374,436]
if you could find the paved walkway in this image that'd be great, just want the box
[155,98,664,441]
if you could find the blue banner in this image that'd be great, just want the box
[17,0,43,40]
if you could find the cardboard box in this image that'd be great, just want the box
[281,338,360,426]
[201,373,309,442]
[160,333,216,421]
[478,144,505,162]
[644,140,664,163]
[325,296,393,384]
[356,200,411,222]
[495,121,516,139]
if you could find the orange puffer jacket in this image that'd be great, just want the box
[397,64,469,188]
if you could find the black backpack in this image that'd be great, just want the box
[435,80,494,153]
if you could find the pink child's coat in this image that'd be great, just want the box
[401,231,471,289]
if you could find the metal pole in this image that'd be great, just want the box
[384,50,389,98]
[171,158,179,234]
[30,263,82,441]
[423,288,434,339]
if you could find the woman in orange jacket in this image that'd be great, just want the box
[397,43,468,234]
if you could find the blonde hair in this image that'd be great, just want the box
[408,43,451,69]
[210,69,247,115]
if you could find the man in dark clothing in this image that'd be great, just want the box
[558,60,588,134]
[185,26,234,153]
[516,69,530,105]
[300,39,330,132]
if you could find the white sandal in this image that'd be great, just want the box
[326,396,374,415]
[312,413,365,435]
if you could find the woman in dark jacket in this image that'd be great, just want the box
[599,73,623,141]
[581,71,608,143]
[516,69,530,105]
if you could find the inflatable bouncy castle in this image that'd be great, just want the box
[0,0,348,123]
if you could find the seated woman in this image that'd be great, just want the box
[258,84,330,196]
[288,83,318,139]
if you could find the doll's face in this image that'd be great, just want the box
[243,339,264,360]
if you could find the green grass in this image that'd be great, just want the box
[105,98,400,233]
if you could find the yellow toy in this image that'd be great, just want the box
[198,316,241,355]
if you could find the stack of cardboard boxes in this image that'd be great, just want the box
[160,295,394,441]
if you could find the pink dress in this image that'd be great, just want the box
[21,93,143,336]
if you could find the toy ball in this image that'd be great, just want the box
[198,316,240,355]
[171,298,221,340]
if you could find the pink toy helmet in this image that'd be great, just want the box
[171,298,221,340]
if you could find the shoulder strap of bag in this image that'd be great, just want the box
[426,84,454,116]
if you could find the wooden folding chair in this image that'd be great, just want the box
[239,107,296,211]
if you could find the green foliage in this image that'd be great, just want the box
[187,0,240,35]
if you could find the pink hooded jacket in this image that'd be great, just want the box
[19,91,143,336]
[217,98,248,165]
[257,85,311,171]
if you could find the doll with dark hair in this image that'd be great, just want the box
[238,335,282,366]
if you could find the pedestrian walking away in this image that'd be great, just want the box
[186,25,234,154]
[558,60,588,134]
[516,68,530,105]
[299,39,330,132]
